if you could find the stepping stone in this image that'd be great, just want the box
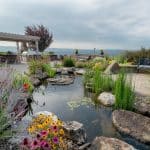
[91,136,135,150]
[112,110,150,144]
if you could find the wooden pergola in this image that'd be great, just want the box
[0,32,40,53]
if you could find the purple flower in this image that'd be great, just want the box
[53,137,59,144]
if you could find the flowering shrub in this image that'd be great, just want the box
[13,73,34,93]
[21,113,67,150]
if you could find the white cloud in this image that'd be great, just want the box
[0,0,150,49]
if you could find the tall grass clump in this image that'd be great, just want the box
[114,71,135,110]
[92,69,114,94]
[84,68,114,95]
[63,57,75,67]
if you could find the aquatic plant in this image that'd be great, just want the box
[114,71,135,110]
[84,68,114,95]
[21,113,67,150]
[63,57,75,67]
[67,97,94,110]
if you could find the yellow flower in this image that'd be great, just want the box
[59,129,65,135]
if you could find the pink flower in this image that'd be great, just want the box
[31,139,40,150]
[41,130,48,136]
[52,125,58,131]
[40,141,51,150]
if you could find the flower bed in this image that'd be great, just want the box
[21,113,67,150]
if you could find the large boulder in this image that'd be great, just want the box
[134,96,150,117]
[104,61,120,74]
[97,92,115,106]
[112,110,150,144]
[90,136,135,150]
[63,121,87,145]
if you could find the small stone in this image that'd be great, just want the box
[97,92,115,106]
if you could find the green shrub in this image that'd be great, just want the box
[114,72,135,110]
[63,57,75,67]
[42,64,56,78]
[113,54,128,64]
[87,58,108,71]
[28,58,56,78]
[28,59,43,74]
[75,61,88,68]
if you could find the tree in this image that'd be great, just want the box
[25,25,53,52]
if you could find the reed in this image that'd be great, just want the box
[114,71,135,110]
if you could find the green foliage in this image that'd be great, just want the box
[84,68,114,94]
[87,58,108,71]
[28,59,56,78]
[75,61,88,68]
[0,109,12,138]
[13,73,34,93]
[28,59,43,74]
[42,64,56,78]
[114,72,135,110]
[113,54,128,64]
[63,57,75,67]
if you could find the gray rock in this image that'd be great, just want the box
[48,76,74,85]
[112,110,150,144]
[104,61,120,74]
[75,69,86,75]
[90,136,135,150]
[134,96,150,117]
[35,70,48,80]
[63,121,87,145]
[98,92,115,106]
[30,77,41,86]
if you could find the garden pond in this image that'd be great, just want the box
[31,76,150,150]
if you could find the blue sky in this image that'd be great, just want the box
[0,0,150,49]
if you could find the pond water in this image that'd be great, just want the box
[32,76,150,150]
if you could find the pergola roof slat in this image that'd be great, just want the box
[0,32,40,42]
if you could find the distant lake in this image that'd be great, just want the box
[0,46,126,56]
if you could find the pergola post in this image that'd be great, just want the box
[16,41,20,63]
[35,40,39,52]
